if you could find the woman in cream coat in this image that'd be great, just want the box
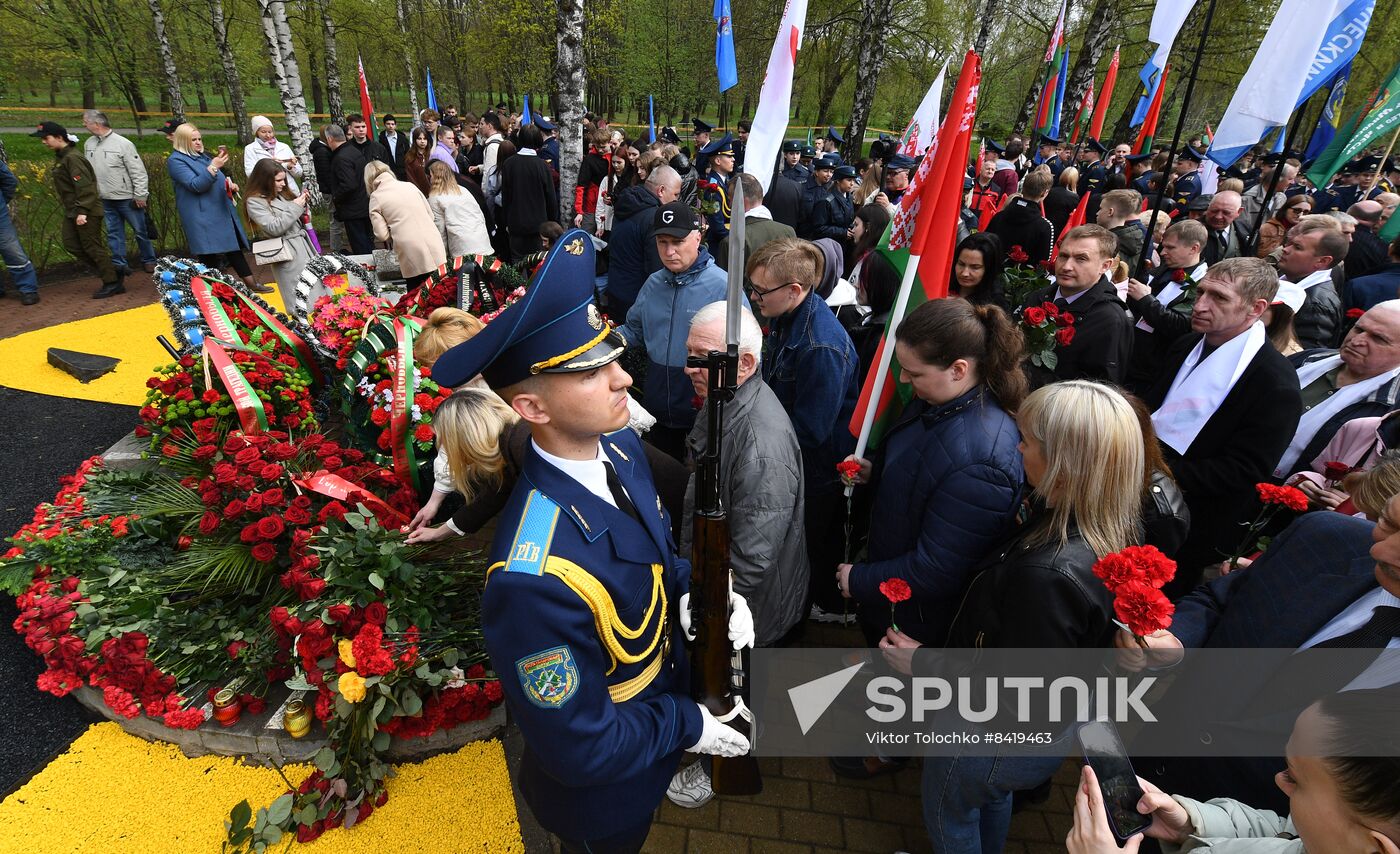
[426,160,493,258]
[366,161,446,289]
[242,159,316,311]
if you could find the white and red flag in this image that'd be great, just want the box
[741,0,808,195]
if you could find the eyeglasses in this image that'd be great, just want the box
[747,280,800,301]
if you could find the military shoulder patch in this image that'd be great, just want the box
[516,645,579,708]
[505,490,559,575]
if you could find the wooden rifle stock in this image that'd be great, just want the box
[688,345,762,796]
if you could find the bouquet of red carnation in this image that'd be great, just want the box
[1091,545,1176,642]
[1223,483,1310,572]
[479,286,529,324]
[1017,301,1076,371]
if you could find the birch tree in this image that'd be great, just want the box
[208,0,250,144]
[1064,0,1114,141]
[315,0,345,124]
[843,0,895,163]
[395,0,421,122]
[147,0,184,120]
[256,0,319,203]
[555,0,586,224]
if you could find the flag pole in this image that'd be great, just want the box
[1371,126,1400,188]
[1244,102,1314,254]
[1133,0,1221,280]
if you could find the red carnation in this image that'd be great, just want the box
[1024,306,1048,326]
[1091,553,1137,592]
[836,460,862,480]
[370,407,390,427]
[879,578,912,603]
[202,389,222,403]
[251,542,279,563]
[1256,483,1309,513]
[414,424,435,443]
[364,601,388,626]
[1347,307,1365,319]
[1055,326,1076,347]
[1113,580,1175,637]
[1009,245,1030,264]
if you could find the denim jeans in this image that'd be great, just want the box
[921,746,1066,854]
[102,199,156,270]
[0,199,38,294]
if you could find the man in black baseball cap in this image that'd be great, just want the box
[32,121,123,298]
[614,200,727,459]
[159,117,184,144]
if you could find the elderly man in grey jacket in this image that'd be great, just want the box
[81,109,155,274]
[669,299,810,809]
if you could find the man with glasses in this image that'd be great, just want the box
[747,237,860,625]
[617,201,727,461]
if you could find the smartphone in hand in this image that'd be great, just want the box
[1077,719,1152,841]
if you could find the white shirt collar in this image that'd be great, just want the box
[747,205,773,221]
[531,439,618,509]
[517,148,537,156]
[1290,268,1335,291]
[1302,586,1400,650]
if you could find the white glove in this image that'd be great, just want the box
[688,703,751,757]
[678,581,756,650]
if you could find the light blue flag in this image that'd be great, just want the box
[1046,48,1070,139]
[1305,61,1351,160]
[1296,0,1373,108]
[648,95,656,144]
[425,67,438,113]
[715,0,738,92]
[523,95,532,125]
[1131,61,1165,128]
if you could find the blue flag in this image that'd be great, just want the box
[715,0,738,92]
[425,67,438,113]
[1131,62,1165,128]
[523,94,532,126]
[648,95,656,144]
[1046,49,1070,139]
[1306,60,1352,160]
[1296,0,1374,108]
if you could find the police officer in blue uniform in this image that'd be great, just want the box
[882,152,917,206]
[822,126,844,156]
[1127,153,1154,196]
[1168,145,1204,219]
[536,116,560,176]
[432,232,753,853]
[1077,137,1109,196]
[780,139,809,184]
[799,153,839,235]
[699,134,735,254]
[1037,134,1066,178]
[809,164,858,245]
[692,118,714,173]
[800,143,817,173]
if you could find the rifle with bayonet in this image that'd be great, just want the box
[685,174,762,796]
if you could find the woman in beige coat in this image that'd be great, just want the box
[243,159,316,311]
[365,161,446,288]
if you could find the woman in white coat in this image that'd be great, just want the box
[426,160,493,258]
[243,115,302,192]
[242,159,316,311]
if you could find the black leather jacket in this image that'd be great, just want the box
[1142,469,1190,560]
[945,512,1115,650]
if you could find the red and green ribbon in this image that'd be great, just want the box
[204,341,268,433]
[190,275,325,388]
[390,316,425,490]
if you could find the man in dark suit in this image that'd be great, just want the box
[1117,508,1394,814]
[1019,224,1132,387]
[1201,190,1245,264]
[1345,200,1390,283]
[1124,218,1210,392]
[1145,257,1303,590]
[987,169,1056,266]
[764,171,803,234]
[377,114,409,180]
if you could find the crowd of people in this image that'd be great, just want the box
[4,103,1400,854]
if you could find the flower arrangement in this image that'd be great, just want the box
[1223,483,1309,571]
[1018,301,1076,371]
[1091,545,1176,641]
[309,286,389,368]
[354,359,453,458]
[479,285,528,325]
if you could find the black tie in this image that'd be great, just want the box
[602,460,640,522]
[1054,297,1070,313]
[1312,606,1400,649]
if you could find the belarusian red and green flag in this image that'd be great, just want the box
[1034,0,1068,138]
[849,51,981,451]
[1133,64,1170,154]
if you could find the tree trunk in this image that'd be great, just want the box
[394,0,421,122]
[147,0,185,120]
[1110,85,1139,144]
[843,0,896,163]
[555,0,586,223]
[196,77,209,115]
[316,0,345,124]
[1064,0,1114,142]
[80,49,97,110]
[973,0,1000,55]
[209,0,252,144]
[257,0,320,203]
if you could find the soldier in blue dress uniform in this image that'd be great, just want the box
[1127,153,1155,196]
[692,118,714,173]
[799,153,839,235]
[822,126,844,156]
[1077,137,1109,196]
[780,139,809,184]
[1037,134,1065,178]
[432,231,753,853]
[1168,145,1204,219]
[699,134,735,254]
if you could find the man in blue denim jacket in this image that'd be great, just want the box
[748,237,860,621]
[618,201,728,460]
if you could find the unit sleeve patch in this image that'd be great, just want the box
[516,645,579,708]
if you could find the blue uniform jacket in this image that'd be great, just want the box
[702,169,731,254]
[1170,171,1201,219]
[482,429,702,840]
[781,163,811,185]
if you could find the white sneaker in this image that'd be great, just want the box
[666,760,714,808]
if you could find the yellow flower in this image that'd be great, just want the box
[338,638,357,668]
[339,671,367,703]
